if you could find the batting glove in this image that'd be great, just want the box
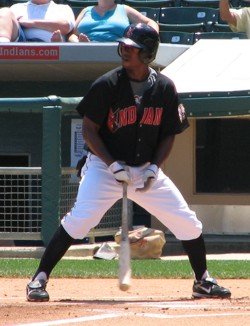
[136,164,158,192]
[109,161,130,184]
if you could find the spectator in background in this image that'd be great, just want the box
[0,8,25,42]
[0,0,75,42]
[68,0,159,42]
[219,0,250,38]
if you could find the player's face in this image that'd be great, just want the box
[119,43,143,69]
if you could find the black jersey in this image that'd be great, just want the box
[76,67,189,165]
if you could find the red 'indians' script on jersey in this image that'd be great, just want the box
[108,106,163,133]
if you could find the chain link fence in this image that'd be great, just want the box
[0,167,123,243]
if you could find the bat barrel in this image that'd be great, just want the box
[119,182,131,291]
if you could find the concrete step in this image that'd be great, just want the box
[0,234,249,259]
[163,234,250,256]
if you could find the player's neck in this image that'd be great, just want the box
[126,66,150,82]
[97,0,116,11]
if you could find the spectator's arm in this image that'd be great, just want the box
[67,8,86,42]
[18,19,72,35]
[125,6,159,33]
[219,0,237,26]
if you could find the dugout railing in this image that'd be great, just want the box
[0,166,124,245]
[0,96,129,246]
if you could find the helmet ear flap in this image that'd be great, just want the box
[139,50,153,64]
[117,43,122,58]
[139,38,158,64]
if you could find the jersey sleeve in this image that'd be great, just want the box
[229,8,248,33]
[160,79,189,138]
[76,77,112,126]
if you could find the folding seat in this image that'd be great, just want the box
[212,9,233,32]
[0,0,12,6]
[194,31,247,42]
[134,6,160,21]
[160,30,194,44]
[159,7,219,32]
[10,0,27,4]
[63,0,98,7]
[212,22,232,32]
[63,0,97,18]
[124,0,175,8]
[70,6,85,18]
[180,0,219,8]
[238,0,250,7]
[229,0,240,6]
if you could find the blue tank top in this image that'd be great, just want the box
[77,4,130,42]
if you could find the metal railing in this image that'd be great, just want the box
[0,167,122,243]
[0,167,41,240]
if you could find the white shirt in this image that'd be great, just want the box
[229,8,250,39]
[11,0,75,42]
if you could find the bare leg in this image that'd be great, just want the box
[0,8,19,42]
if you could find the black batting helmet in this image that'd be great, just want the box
[117,23,159,64]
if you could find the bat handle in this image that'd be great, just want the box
[122,182,133,231]
[122,182,127,198]
[122,182,128,234]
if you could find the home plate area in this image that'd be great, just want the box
[1,278,250,326]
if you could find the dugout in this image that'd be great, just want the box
[157,39,250,239]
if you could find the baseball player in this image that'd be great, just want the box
[26,23,231,302]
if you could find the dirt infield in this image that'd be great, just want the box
[1,278,250,326]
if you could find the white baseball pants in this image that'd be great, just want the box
[61,154,202,240]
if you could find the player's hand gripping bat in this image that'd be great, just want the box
[118,182,131,291]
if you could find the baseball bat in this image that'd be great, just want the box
[119,182,131,291]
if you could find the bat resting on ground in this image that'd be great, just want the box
[118,182,131,291]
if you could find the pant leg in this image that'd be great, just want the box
[128,167,202,241]
[61,154,124,239]
[128,166,207,279]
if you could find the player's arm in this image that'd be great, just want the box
[83,116,130,183]
[219,0,237,26]
[82,116,114,166]
[151,134,175,168]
